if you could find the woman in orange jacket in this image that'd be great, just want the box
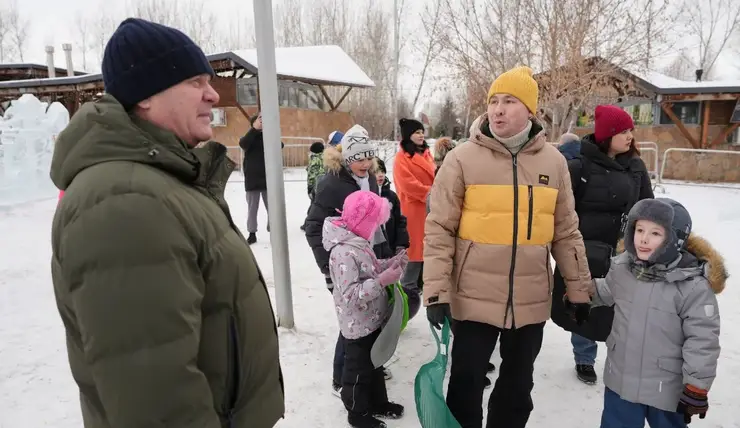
[392,118,435,319]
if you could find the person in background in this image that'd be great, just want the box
[424,66,593,428]
[49,17,283,427]
[551,105,654,386]
[557,132,581,160]
[571,198,724,427]
[375,158,410,253]
[324,190,407,428]
[304,125,394,398]
[393,118,435,321]
[301,141,326,232]
[328,130,345,148]
[432,136,457,175]
[239,112,268,244]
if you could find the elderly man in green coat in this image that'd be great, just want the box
[50,18,284,428]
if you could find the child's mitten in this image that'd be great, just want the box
[677,385,708,423]
[378,263,403,286]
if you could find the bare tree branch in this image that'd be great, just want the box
[6,0,29,62]
[681,0,740,77]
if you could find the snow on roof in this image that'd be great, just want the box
[623,65,740,94]
[231,45,375,88]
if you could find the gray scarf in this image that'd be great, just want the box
[491,121,533,155]
[350,171,387,246]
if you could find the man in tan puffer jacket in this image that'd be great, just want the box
[423,66,592,428]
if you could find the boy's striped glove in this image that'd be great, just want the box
[677,384,708,423]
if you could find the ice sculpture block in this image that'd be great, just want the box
[0,94,69,206]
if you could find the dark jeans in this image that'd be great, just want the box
[601,387,686,428]
[341,329,388,415]
[447,320,545,428]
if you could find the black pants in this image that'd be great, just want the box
[341,329,388,415]
[447,320,545,428]
[327,286,346,384]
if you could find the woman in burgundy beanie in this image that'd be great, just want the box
[551,104,654,386]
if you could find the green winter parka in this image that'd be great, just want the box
[50,95,284,428]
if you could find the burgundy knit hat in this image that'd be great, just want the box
[594,105,634,144]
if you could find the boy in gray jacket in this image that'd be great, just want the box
[567,198,726,427]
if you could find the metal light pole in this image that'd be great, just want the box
[252,0,294,328]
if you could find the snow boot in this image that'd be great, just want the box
[332,381,342,398]
[348,412,387,428]
[575,364,597,385]
[247,233,257,245]
[373,402,404,419]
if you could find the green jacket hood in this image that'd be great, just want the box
[50,94,204,190]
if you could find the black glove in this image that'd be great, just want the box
[677,385,708,424]
[563,297,591,326]
[427,303,452,330]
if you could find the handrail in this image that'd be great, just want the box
[658,147,740,187]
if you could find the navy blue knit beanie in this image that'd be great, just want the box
[102,18,214,110]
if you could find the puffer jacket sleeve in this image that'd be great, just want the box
[58,193,220,428]
[551,156,592,304]
[679,278,721,390]
[390,191,410,249]
[330,248,385,305]
[423,151,465,305]
[305,176,336,274]
[591,277,615,307]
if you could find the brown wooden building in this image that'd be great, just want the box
[536,58,740,182]
[0,46,374,168]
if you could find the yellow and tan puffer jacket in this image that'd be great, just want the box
[423,114,592,329]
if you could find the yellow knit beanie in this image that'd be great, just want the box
[487,66,539,115]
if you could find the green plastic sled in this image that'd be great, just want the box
[414,319,462,428]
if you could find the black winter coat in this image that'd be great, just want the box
[304,147,393,275]
[551,135,654,342]
[380,178,410,251]
[239,128,283,192]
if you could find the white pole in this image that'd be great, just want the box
[392,0,400,141]
[252,0,295,328]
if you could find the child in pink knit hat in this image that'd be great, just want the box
[322,190,408,428]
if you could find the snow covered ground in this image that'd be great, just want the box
[1,179,738,428]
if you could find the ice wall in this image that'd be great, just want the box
[0,94,69,206]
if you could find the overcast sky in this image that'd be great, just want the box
[16,0,740,90]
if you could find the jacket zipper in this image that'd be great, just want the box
[503,155,519,329]
[527,184,534,240]
[545,247,551,294]
[224,314,241,422]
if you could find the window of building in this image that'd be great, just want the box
[236,78,326,111]
[623,104,654,126]
[659,102,701,125]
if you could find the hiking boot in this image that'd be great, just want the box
[372,402,404,419]
[382,367,392,380]
[348,412,387,428]
[332,381,342,398]
[487,362,496,373]
[246,233,257,244]
[575,364,597,385]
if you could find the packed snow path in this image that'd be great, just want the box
[1,181,738,428]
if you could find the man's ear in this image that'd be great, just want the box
[137,97,152,110]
